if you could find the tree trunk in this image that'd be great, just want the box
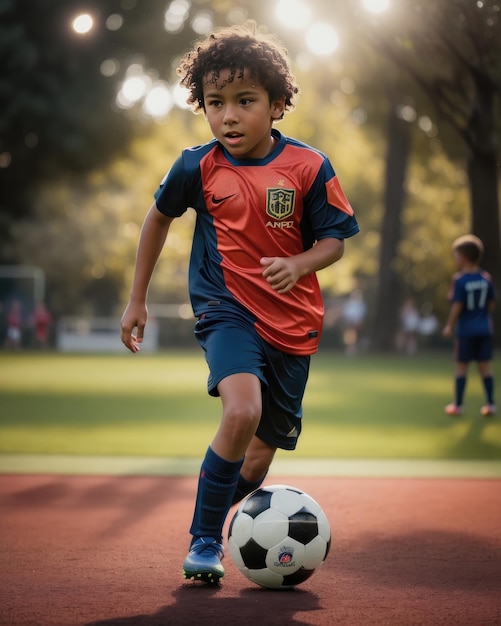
[371,108,411,351]
[466,69,501,338]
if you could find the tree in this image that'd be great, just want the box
[371,102,412,350]
[369,0,501,304]
[0,0,132,259]
[0,0,231,262]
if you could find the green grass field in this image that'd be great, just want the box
[0,351,500,460]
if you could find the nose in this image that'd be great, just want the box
[223,103,238,124]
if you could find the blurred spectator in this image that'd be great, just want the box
[418,310,439,339]
[341,289,367,355]
[399,297,420,355]
[4,299,23,349]
[31,301,52,349]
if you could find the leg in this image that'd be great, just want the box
[211,373,262,460]
[232,436,277,505]
[233,346,309,505]
[477,360,496,415]
[241,436,277,482]
[446,361,468,416]
[184,373,262,583]
[454,361,468,406]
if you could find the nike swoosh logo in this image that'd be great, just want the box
[212,193,236,204]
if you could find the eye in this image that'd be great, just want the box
[240,98,253,106]
[207,99,222,108]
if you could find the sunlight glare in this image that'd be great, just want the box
[164,0,191,33]
[122,76,149,103]
[173,82,191,110]
[72,14,93,34]
[143,83,173,119]
[275,0,311,30]
[305,23,339,56]
[362,0,390,14]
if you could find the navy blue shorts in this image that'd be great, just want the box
[194,310,310,450]
[455,335,493,363]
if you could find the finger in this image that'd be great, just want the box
[135,325,144,343]
[270,277,293,292]
[121,334,138,353]
[130,335,141,353]
[120,324,141,353]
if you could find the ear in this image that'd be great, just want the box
[270,98,286,121]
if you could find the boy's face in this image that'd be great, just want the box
[202,68,285,159]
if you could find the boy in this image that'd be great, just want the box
[120,23,359,584]
[443,234,496,416]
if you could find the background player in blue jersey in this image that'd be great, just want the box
[443,235,496,417]
[120,22,359,584]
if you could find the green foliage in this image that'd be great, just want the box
[1,352,500,460]
[11,109,206,315]
[3,0,500,330]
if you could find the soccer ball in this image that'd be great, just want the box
[228,484,331,589]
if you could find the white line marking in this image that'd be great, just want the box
[1,455,500,478]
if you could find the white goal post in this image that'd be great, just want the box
[0,265,46,303]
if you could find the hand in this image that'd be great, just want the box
[260,256,300,294]
[442,324,453,339]
[120,301,147,353]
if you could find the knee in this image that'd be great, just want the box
[223,402,261,433]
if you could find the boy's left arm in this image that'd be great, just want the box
[261,238,344,295]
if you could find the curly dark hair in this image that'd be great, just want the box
[177,21,299,116]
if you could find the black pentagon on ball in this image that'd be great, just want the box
[240,538,268,569]
[288,508,318,544]
[325,536,331,559]
[241,489,273,519]
[281,567,316,587]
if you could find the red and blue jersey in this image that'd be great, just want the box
[448,270,495,337]
[154,129,359,355]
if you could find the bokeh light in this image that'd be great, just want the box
[275,0,311,30]
[116,65,152,110]
[305,23,339,56]
[0,152,12,168]
[100,58,120,77]
[191,10,213,35]
[362,0,390,14]
[172,82,191,110]
[72,14,93,34]
[142,83,173,119]
[164,0,191,33]
[106,14,124,31]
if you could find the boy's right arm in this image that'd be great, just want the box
[120,203,174,352]
[443,302,463,338]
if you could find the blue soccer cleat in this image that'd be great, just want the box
[182,537,224,584]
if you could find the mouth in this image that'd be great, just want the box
[223,132,244,148]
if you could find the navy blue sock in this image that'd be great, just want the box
[483,376,495,405]
[189,446,243,543]
[455,376,466,406]
[231,471,268,505]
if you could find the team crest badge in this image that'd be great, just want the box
[266,188,296,220]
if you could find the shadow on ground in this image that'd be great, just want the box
[85,584,321,626]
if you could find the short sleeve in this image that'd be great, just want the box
[154,154,192,218]
[303,158,359,242]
